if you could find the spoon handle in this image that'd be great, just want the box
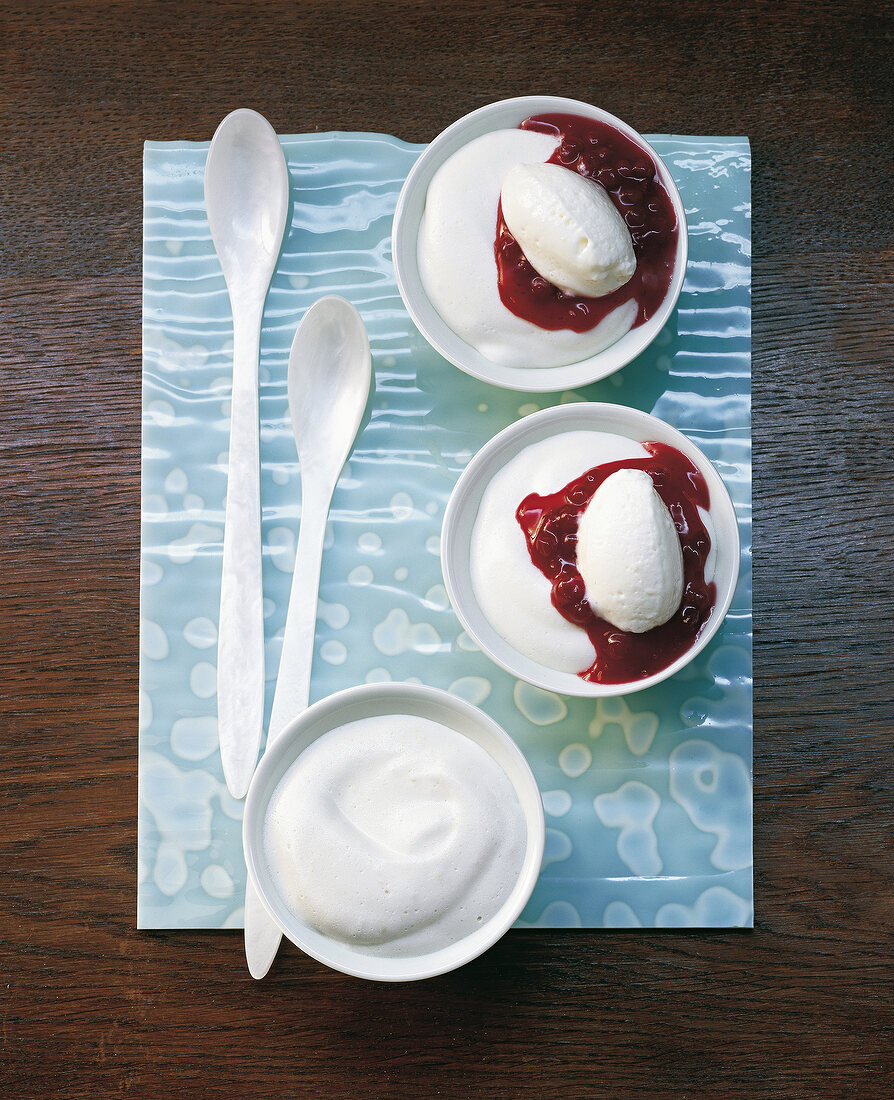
[244,482,332,978]
[269,483,331,736]
[217,309,265,800]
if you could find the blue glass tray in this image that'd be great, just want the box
[139,131,752,930]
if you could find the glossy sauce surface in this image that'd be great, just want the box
[516,442,715,683]
[495,113,678,332]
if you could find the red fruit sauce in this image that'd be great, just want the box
[495,113,678,333]
[516,442,715,684]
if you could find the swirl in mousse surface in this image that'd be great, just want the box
[263,714,527,956]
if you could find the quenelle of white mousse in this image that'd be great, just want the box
[418,129,638,369]
[500,162,636,298]
[470,431,649,674]
[577,468,683,633]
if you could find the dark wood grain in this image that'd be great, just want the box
[2,1,892,1097]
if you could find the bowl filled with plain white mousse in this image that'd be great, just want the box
[392,95,687,391]
[243,682,545,981]
[441,403,741,697]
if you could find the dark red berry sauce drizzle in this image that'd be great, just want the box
[516,443,715,684]
[495,114,678,333]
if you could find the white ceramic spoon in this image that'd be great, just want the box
[205,109,289,800]
[244,296,371,979]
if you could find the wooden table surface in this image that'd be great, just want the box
[2,1,891,1096]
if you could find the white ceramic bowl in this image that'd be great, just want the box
[243,682,545,982]
[393,95,688,392]
[441,403,740,697]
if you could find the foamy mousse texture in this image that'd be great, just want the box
[263,715,527,957]
[418,129,637,369]
[500,161,636,298]
[577,468,683,633]
[470,430,716,675]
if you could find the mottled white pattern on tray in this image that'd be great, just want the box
[139,132,752,930]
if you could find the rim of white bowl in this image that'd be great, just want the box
[393,95,689,392]
[243,682,546,982]
[441,402,741,697]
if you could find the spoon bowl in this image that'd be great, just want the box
[206,109,290,301]
[288,296,372,491]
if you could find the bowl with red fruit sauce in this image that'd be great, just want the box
[393,96,688,392]
[441,403,740,697]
